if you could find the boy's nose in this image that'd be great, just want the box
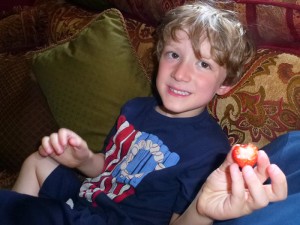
[171,62,191,82]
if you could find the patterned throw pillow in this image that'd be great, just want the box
[0,8,44,53]
[224,0,300,52]
[38,1,100,45]
[208,49,300,148]
[0,54,58,171]
[0,0,35,11]
[32,9,152,152]
[102,0,194,25]
[68,0,112,10]
[123,16,156,79]
[103,0,300,52]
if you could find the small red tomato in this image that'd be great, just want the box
[232,143,258,168]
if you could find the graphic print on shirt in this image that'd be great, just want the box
[79,115,180,204]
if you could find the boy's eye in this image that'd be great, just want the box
[198,61,211,69]
[167,51,179,59]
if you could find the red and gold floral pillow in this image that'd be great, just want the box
[225,0,300,53]
[0,6,45,53]
[123,16,156,79]
[104,0,194,25]
[104,0,300,53]
[208,49,300,148]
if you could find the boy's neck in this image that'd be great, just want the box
[155,105,205,118]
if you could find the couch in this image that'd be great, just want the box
[0,0,299,189]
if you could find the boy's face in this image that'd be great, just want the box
[156,30,231,118]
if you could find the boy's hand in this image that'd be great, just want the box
[38,128,92,169]
[196,149,287,221]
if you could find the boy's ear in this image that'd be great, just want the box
[216,85,232,96]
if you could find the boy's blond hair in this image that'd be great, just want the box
[156,1,255,86]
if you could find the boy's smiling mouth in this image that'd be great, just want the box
[168,86,191,96]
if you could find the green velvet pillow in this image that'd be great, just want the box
[32,8,152,152]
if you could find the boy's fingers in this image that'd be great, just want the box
[242,166,269,209]
[40,136,54,155]
[229,164,246,208]
[58,128,71,146]
[38,145,49,156]
[265,164,288,201]
[58,128,82,148]
[49,133,64,154]
[68,137,82,148]
[254,150,270,182]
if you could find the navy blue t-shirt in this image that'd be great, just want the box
[0,97,230,225]
[79,97,230,224]
[3,131,300,225]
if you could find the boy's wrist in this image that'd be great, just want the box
[189,194,214,225]
[78,152,105,177]
[171,199,214,225]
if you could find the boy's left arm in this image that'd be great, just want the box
[169,150,287,225]
[39,128,105,177]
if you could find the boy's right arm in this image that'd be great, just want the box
[39,128,105,178]
[170,150,287,225]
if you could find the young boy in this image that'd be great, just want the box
[0,2,287,225]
